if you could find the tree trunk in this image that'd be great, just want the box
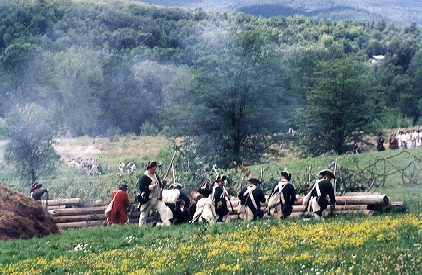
[334,132,345,155]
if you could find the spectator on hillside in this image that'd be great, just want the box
[376,132,385,151]
[398,131,407,149]
[389,133,399,149]
[417,129,422,147]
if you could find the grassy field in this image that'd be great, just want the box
[0,135,421,273]
[0,135,174,204]
[0,215,420,273]
[0,136,421,211]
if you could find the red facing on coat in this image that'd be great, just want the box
[107,190,130,224]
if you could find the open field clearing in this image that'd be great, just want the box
[0,137,421,210]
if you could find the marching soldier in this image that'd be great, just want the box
[303,169,336,220]
[268,169,296,219]
[212,175,230,222]
[238,178,266,221]
[137,161,173,227]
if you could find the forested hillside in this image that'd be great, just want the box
[141,0,422,24]
[0,0,421,167]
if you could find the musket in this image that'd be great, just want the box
[302,163,313,217]
[259,167,264,183]
[164,151,178,180]
[171,163,176,184]
[331,158,338,217]
[333,158,338,193]
[159,151,178,198]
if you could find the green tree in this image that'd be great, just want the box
[404,50,422,124]
[301,55,378,155]
[3,103,60,182]
[164,28,287,166]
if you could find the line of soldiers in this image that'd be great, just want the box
[106,161,336,226]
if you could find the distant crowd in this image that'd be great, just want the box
[67,158,103,175]
[378,129,422,151]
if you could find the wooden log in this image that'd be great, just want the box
[49,206,106,216]
[47,205,67,210]
[53,214,106,223]
[228,209,374,220]
[230,194,389,207]
[229,204,369,215]
[341,192,381,196]
[334,195,389,206]
[368,201,406,212]
[57,220,104,229]
[291,204,368,211]
[388,201,404,207]
[290,210,374,217]
[42,198,84,207]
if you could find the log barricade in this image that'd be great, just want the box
[43,198,84,208]
[46,192,404,229]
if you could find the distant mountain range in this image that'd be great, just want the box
[139,0,422,24]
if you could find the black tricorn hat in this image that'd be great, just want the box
[119,182,128,190]
[169,183,183,189]
[146,161,161,170]
[318,169,336,179]
[280,168,292,181]
[30,182,42,192]
[215,175,227,182]
[247,177,261,185]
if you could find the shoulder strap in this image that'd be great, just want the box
[144,171,164,187]
[144,171,156,182]
[274,181,288,204]
[211,184,219,202]
[245,186,258,210]
[111,190,121,202]
[316,180,322,196]
[222,186,229,198]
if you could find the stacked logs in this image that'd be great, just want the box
[46,193,404,229]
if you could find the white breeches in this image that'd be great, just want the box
[139,199,173,227]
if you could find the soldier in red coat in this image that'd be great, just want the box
[107,182,130,224]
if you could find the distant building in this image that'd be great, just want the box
[370,55,385,65]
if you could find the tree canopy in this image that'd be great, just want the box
[0,0,421,161]
[3,103,60,180]
[300,55,379,155]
